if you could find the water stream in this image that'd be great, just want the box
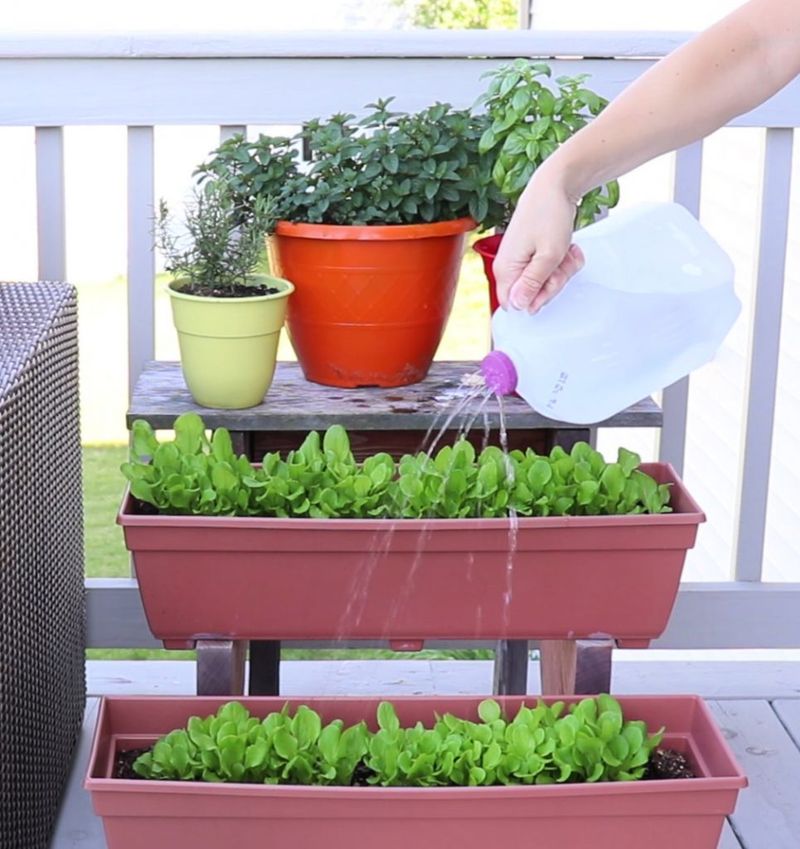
[335,369,522,661]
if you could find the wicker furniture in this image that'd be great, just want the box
[0,282,85,849]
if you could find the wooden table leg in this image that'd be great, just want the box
[196,639,247,695]
[229,431,283,698]
[248,640,281,695]
[540,639,614,694]
[536,428,610,696]
[493,640,529,694]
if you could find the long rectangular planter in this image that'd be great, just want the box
[119,462,704,649]
[86,694,745,849]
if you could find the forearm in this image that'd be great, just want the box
[541,0,800,200]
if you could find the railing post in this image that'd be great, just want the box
[660,140,704,476]
[127,125,156,396]
[734,128,794,582]
[35,126,66,281]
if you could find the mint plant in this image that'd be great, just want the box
[196,99,506,229]
[122,414,671,518]
[194,63,615,233]
[477,59,620,228]
[131,696,663,787]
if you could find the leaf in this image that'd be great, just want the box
[212,427,234,461]
[511,87,530,115]
[292,706,322,749]
[478,126,498,154]
[273,728,298,760]
[617,447,641,477]
[399,476,423,500]
[211,463,238,494]
[131,419,158,459]
[377,701,401,734]
[499,71,521,97]
[174,413,206,455]
[323,425,351,461]
[245,739,269,770]
[318,723,341,764]
[572,477,598,505]
[478,699,502,724]
[483,741,502,771]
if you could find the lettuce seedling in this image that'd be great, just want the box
[132,696,663,788]
[122,415,672,519]
[133,701,369,785]
[364,695,663,788]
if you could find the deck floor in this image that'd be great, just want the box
[51,654,800,849]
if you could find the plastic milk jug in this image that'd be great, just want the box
[480,202,742,424]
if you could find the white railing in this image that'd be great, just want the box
[2,31,799,650]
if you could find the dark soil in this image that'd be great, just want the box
[114,747,151,780]
[174,282,279,298]
[350,760,376,787]
[112,749,693,783]
[646,748,696,780]
[132,497,159,516]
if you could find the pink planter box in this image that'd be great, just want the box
[119,463,704,649]
[86,694,745,849]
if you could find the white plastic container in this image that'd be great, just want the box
[481,202,742,424]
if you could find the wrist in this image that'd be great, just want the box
[538,134,615,204]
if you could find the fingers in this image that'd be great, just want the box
[508,244,585,313]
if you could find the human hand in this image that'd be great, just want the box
[493,175,585,313]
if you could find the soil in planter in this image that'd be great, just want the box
[350,760,376,787]
[112,748,694,784]
[646,748,696,780]
[173,282,279,298]
[114,747,151,780]
[132,497,159,516]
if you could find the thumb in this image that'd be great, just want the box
[508,251,561,311]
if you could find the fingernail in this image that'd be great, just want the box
[569,244,585,268]
[510,289,529,310]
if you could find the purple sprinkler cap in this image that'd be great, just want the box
[481,351,518,396]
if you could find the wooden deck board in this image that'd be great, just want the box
[710,700,800,849]
[86,656,800,700]
[720,822,745,848]
[773,699,800,748]
[51,699,103,849]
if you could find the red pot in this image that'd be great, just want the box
[86,694,746,849]
[473,232,503,314]
[270,218,475,388]
[118,463,704,651]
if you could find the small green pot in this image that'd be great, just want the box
[168,275,294,409]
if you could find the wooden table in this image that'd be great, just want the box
[128,360,661,697]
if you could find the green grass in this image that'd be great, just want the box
[84,444,130,579]
[86,647,494,661]
[82,245,493,661]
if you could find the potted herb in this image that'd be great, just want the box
[197,100,505,388]
[472,60,620,312]
[157,181,294,409]
[118,413,704,650]
[86,694,746,849]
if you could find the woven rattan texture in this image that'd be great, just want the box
[0,283,85,849]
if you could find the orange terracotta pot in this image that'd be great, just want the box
[270,218,475,388]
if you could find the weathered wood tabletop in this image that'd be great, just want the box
[128,360,661,431]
